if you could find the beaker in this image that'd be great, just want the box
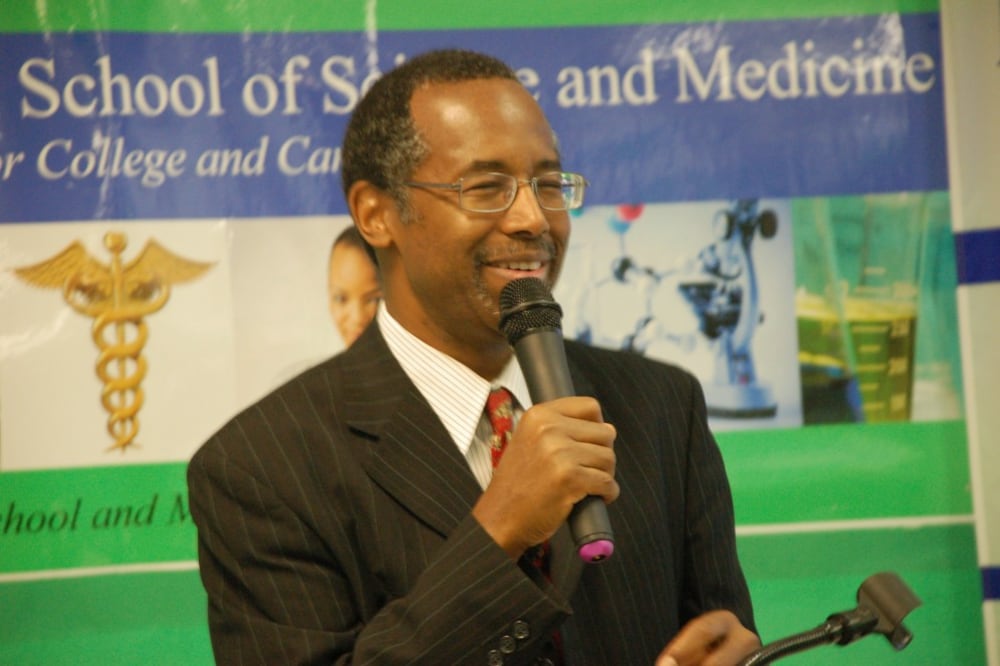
[836,193,926,423]
[792,198,864,424]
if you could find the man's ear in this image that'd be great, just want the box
[348,181,397,251]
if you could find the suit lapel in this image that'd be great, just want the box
[337,326,483,539]
[333,326,598,600]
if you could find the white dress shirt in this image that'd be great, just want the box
[377,302,533,489]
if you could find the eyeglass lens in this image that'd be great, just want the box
[459,173,584,212]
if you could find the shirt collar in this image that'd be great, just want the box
[377,302,532,455]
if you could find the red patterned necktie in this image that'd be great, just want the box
[486,387,516,467]
[485,387,550,570]
[485,387,564,664]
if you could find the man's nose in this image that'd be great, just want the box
[500,180,550,236]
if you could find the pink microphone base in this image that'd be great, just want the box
[578,539,614,563]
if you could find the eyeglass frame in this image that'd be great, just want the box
[401,171,589,213]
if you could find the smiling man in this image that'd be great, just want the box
[188,49,758,665]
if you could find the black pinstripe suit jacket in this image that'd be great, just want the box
[188,323,755,665]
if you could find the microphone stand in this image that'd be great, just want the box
[737,572,921,666]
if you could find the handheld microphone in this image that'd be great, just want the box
[498,277,615,563]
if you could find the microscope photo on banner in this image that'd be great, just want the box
[556,198,801,431]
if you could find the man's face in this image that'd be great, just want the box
[379,78,571,364]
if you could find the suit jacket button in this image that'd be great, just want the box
[499,634,517,654]
[487,648,504,665]
[512,620,530,640]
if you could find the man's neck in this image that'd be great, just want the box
[454,341,513,382]
[378,302,512,380]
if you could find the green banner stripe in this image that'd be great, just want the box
[0,524,983,664]
[0,419,971,573]
[719,419,971,525]
[740,524,985,664]
[0,463,194,574]
[0,0,940,33]
[0,570,213,665]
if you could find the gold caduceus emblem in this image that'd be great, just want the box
[14,231,214,452]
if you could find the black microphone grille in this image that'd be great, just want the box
[498,278,563,345]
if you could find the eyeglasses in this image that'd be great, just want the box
[402,171,588,213]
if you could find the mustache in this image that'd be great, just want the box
[476,238,558,263]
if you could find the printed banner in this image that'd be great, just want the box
[0,13,962,571]
[1,4,987,665]
[1,15,945,223]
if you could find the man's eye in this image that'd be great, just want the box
[464,180,506,193]
[536,179,564,190]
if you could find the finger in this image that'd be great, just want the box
[531,425,617,476]
[567,419,618,449]
[663,614,725,664]
[701,627,761,666]
[661,610,756,665]
[535,395,605,422]
[518,406,617,450]
[580,467,620,504]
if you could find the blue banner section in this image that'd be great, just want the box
[955,228,1000,285]
[984,566,1000,601]
[0,14,945,222]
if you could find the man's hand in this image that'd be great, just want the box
[655,610,760,666]
[472,396,618,559]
